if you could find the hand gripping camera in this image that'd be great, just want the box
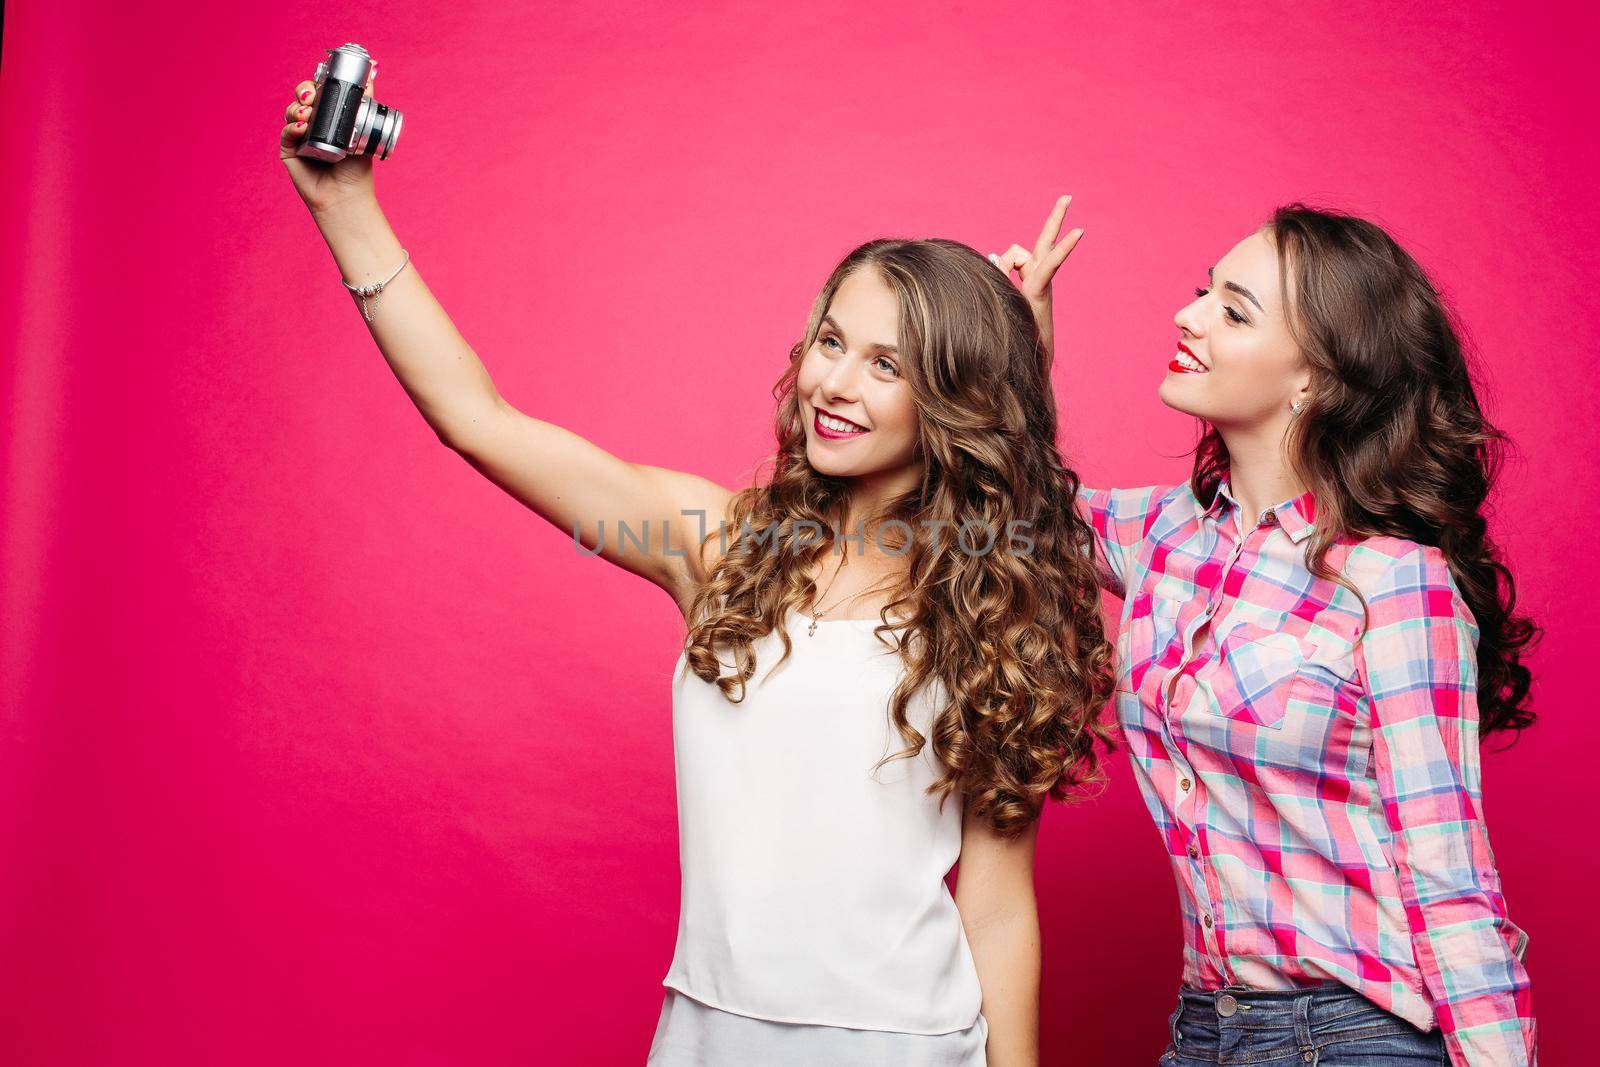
[296,43,403,162]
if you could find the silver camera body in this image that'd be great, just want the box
[296,43,403,162]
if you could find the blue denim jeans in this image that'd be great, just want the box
[1160,982,1448,1066]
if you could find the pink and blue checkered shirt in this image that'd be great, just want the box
[1079,478,1535,1066]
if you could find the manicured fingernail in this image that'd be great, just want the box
[296,121,306,128]
[300,90,312,101]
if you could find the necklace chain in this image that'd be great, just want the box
[805,552,895,636]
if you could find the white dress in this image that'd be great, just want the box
[647,609,989,1065]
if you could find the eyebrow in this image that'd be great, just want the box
[1207,267,1264,314]
[822,315,899,354]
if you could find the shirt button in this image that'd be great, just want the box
[1179,777,1192,791]
[1188,844,1200,860]
[1203,913,1214,928]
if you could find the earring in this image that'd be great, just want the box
[1290,400,1304,416]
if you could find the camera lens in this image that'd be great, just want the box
[355,98,403,160]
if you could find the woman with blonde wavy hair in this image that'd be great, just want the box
[280,79,1114,1065]
[995,198,1538,1065]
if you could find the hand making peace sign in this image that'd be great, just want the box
[988,194,1084,367]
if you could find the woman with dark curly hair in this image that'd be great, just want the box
[998,199,1538,1066]
[281,80,1114,1065]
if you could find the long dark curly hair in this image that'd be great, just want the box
[1192,204,1539,742]
[683,238,1117,834]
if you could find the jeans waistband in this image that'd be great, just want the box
[1167,981,1435,1067]
[1175,981,1401,1031]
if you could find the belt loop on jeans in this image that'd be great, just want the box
[1292,992,1317,1064]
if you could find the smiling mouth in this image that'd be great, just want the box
[1169,344,1209,374]
[813,408,870,439]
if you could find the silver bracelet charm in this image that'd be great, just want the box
[342,248,410,323]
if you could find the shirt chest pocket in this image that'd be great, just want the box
[1122,593,1186,693]
[1206,622,1321,730]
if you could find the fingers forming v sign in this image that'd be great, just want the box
[987,195,1084,368]
[987,194,1084,307]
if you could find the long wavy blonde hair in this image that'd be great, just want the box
[682,238,1116,834]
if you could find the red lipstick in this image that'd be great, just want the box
[1169,342,1208,374]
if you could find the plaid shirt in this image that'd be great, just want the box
[1079,479,1535,1067]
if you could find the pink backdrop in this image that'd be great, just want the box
[2,1,1593,1063]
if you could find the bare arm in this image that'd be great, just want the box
[955,809,1042,1067]
[309,197,495,446]
[282,81,732,607]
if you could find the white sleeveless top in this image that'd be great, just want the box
[661,608,983,1035]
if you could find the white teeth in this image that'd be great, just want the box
[819,413,865,433]
[1176,351,1206,371]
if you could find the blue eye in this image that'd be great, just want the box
[820,334,843,351]
[872,355,898,376]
